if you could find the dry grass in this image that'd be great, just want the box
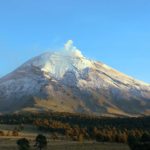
[0,124,130,150]
[0,139,130,150]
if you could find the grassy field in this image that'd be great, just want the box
[0,139,130,150]
[0,124,130,150]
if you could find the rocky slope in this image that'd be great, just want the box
[0,40,150,116]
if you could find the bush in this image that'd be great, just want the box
[0,131,4,136]
[35,134,47,150]
[12,130,19,136]
[129,142,150,150]
[128,133,150,150]
[141,133,150,142]
[78,133,84,143]
[6,131,10,136]
[17,138,30,150]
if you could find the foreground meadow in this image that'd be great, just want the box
[0,138,130,150]
[0,124,130,150]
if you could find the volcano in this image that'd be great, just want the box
[0,40,150,116]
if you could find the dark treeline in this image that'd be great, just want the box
[0,112,150,129]
[0,112,150,149]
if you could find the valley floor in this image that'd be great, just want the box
[0,124,130,150]
[0,138,130,150]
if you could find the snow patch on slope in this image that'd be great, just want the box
[24,40,94,79]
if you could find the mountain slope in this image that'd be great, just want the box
[0,40,150,116]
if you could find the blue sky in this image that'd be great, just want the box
[0,0,150,83]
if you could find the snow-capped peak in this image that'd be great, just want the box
[23,40,94,79]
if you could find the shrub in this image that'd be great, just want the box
[12,130,19,136]
[35,134,47,150]
[17,138,30,150]
[0,131,4,136]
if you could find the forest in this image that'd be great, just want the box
[0,112,150,150]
